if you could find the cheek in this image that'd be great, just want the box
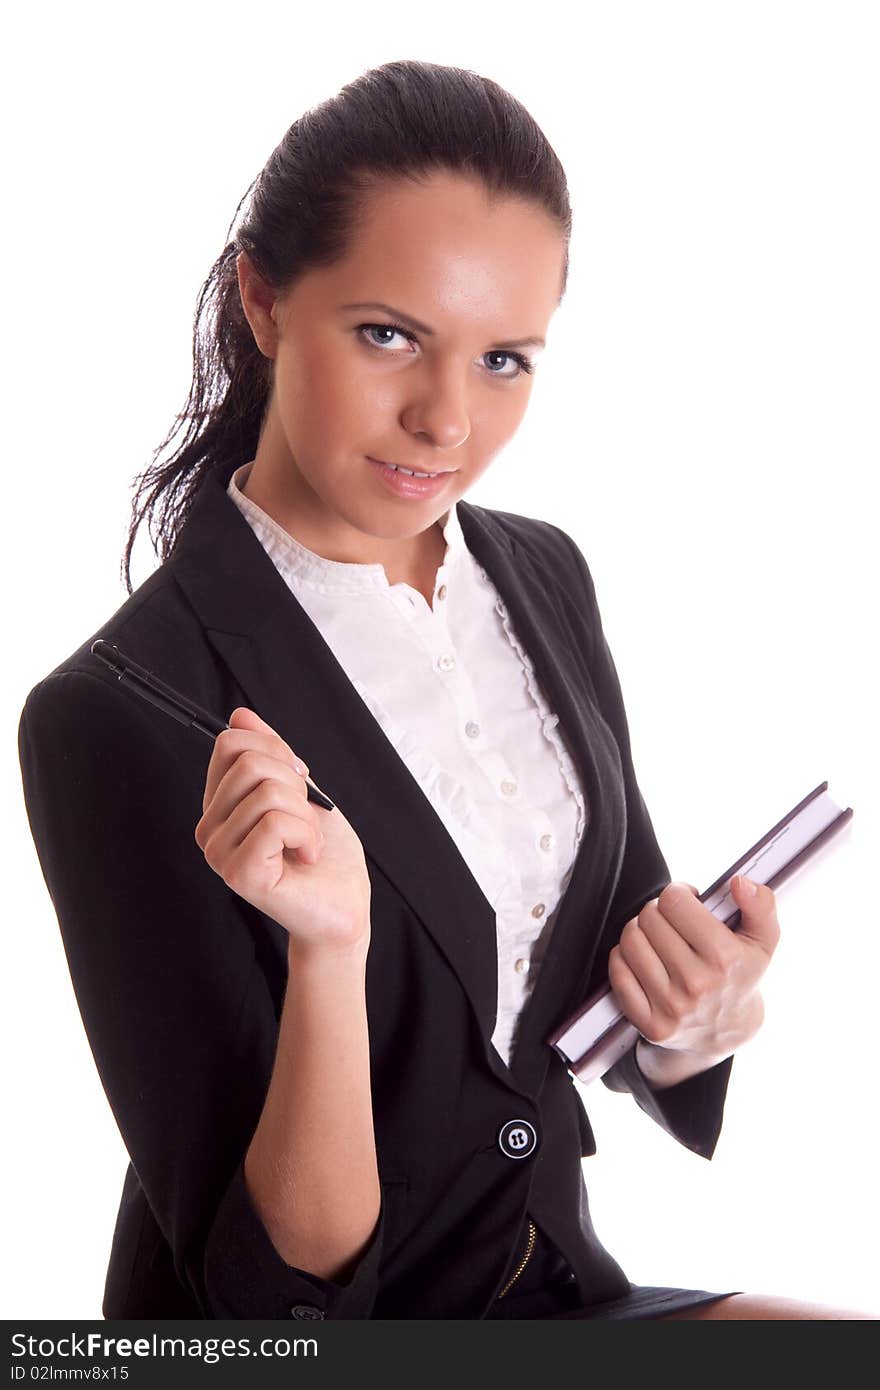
[471,378,531,436]
[278,345,370,445]
[469,393,530,465]
[506,384,533,431]
[295,342,346,407]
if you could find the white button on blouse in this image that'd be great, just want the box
[227,461,588,1068]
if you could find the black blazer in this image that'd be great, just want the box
[18,462,733,1319]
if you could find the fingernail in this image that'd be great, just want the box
[737,874,758,898]
[294,760,306,775]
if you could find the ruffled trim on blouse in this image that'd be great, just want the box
[488,586,588,846]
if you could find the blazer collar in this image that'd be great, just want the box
[170,467,625,1097]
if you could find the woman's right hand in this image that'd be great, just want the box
[194,706,372,958]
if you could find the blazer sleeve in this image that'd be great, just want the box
[548,524,734,1161]
[18,667,388,1317]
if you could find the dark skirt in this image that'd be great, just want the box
[484,1220,740,1321]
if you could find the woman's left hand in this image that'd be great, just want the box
[608,875,781,1068]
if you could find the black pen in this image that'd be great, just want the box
[90,638,336,812]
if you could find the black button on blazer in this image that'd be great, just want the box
[18,462,733,1319]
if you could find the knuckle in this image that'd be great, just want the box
[261,807,286,834]
[658,883,682,915]
[649,1018,675,1045]
[202,835,221,873]
[658,983,678,1014]
[636,912,655,942]
[665,1002,685,1029]
[679,975,701,1003]
[706,946,730,975]
[222,860,243,892]
[621,918,640,948]
[717,942,740,973]
[263,806,297,839]
[258,779,287,814]
[222,846,250,892]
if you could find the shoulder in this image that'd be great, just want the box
[18,558,219,812]
[19,559,209,729]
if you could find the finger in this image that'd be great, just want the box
[204,719,309,811]
[653,883,739,972]
[202,735,307,819]
[197,750,307,845]
[729,875,781,957]
[228,707,309,776]
[637,902,703,992]
[201,785,323,878]
[228,709,310,777]
[617,916,674,1011]
[224,808,324,897]
[608,945,652,1034]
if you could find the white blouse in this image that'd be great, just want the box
[227,462,588,1067]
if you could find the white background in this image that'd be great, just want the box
[4,1,878,1319]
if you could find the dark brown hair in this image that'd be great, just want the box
[121,58,573,594]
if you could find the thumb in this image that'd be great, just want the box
[730,874,781,957]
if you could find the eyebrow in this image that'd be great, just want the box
[339,301,545,350]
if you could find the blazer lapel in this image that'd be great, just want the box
[170,471,625,1099]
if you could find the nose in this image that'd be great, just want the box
[400,364,471,451]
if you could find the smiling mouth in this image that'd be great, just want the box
[368,457,458,478]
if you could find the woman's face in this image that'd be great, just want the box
[238,169,566,565]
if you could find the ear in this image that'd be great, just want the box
[236,250,280,359]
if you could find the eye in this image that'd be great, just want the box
[483,349,535,379]
[359,323,414,352]
[356,322,535,380]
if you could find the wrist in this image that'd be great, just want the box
[288,934,371,967]
[287,913,372,971]
[635,1037,725,1090]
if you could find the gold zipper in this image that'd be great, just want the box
[495,1219,537,1300]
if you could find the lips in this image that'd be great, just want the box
[366,455,456,499]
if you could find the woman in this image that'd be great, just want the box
[17,59,867,1321]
